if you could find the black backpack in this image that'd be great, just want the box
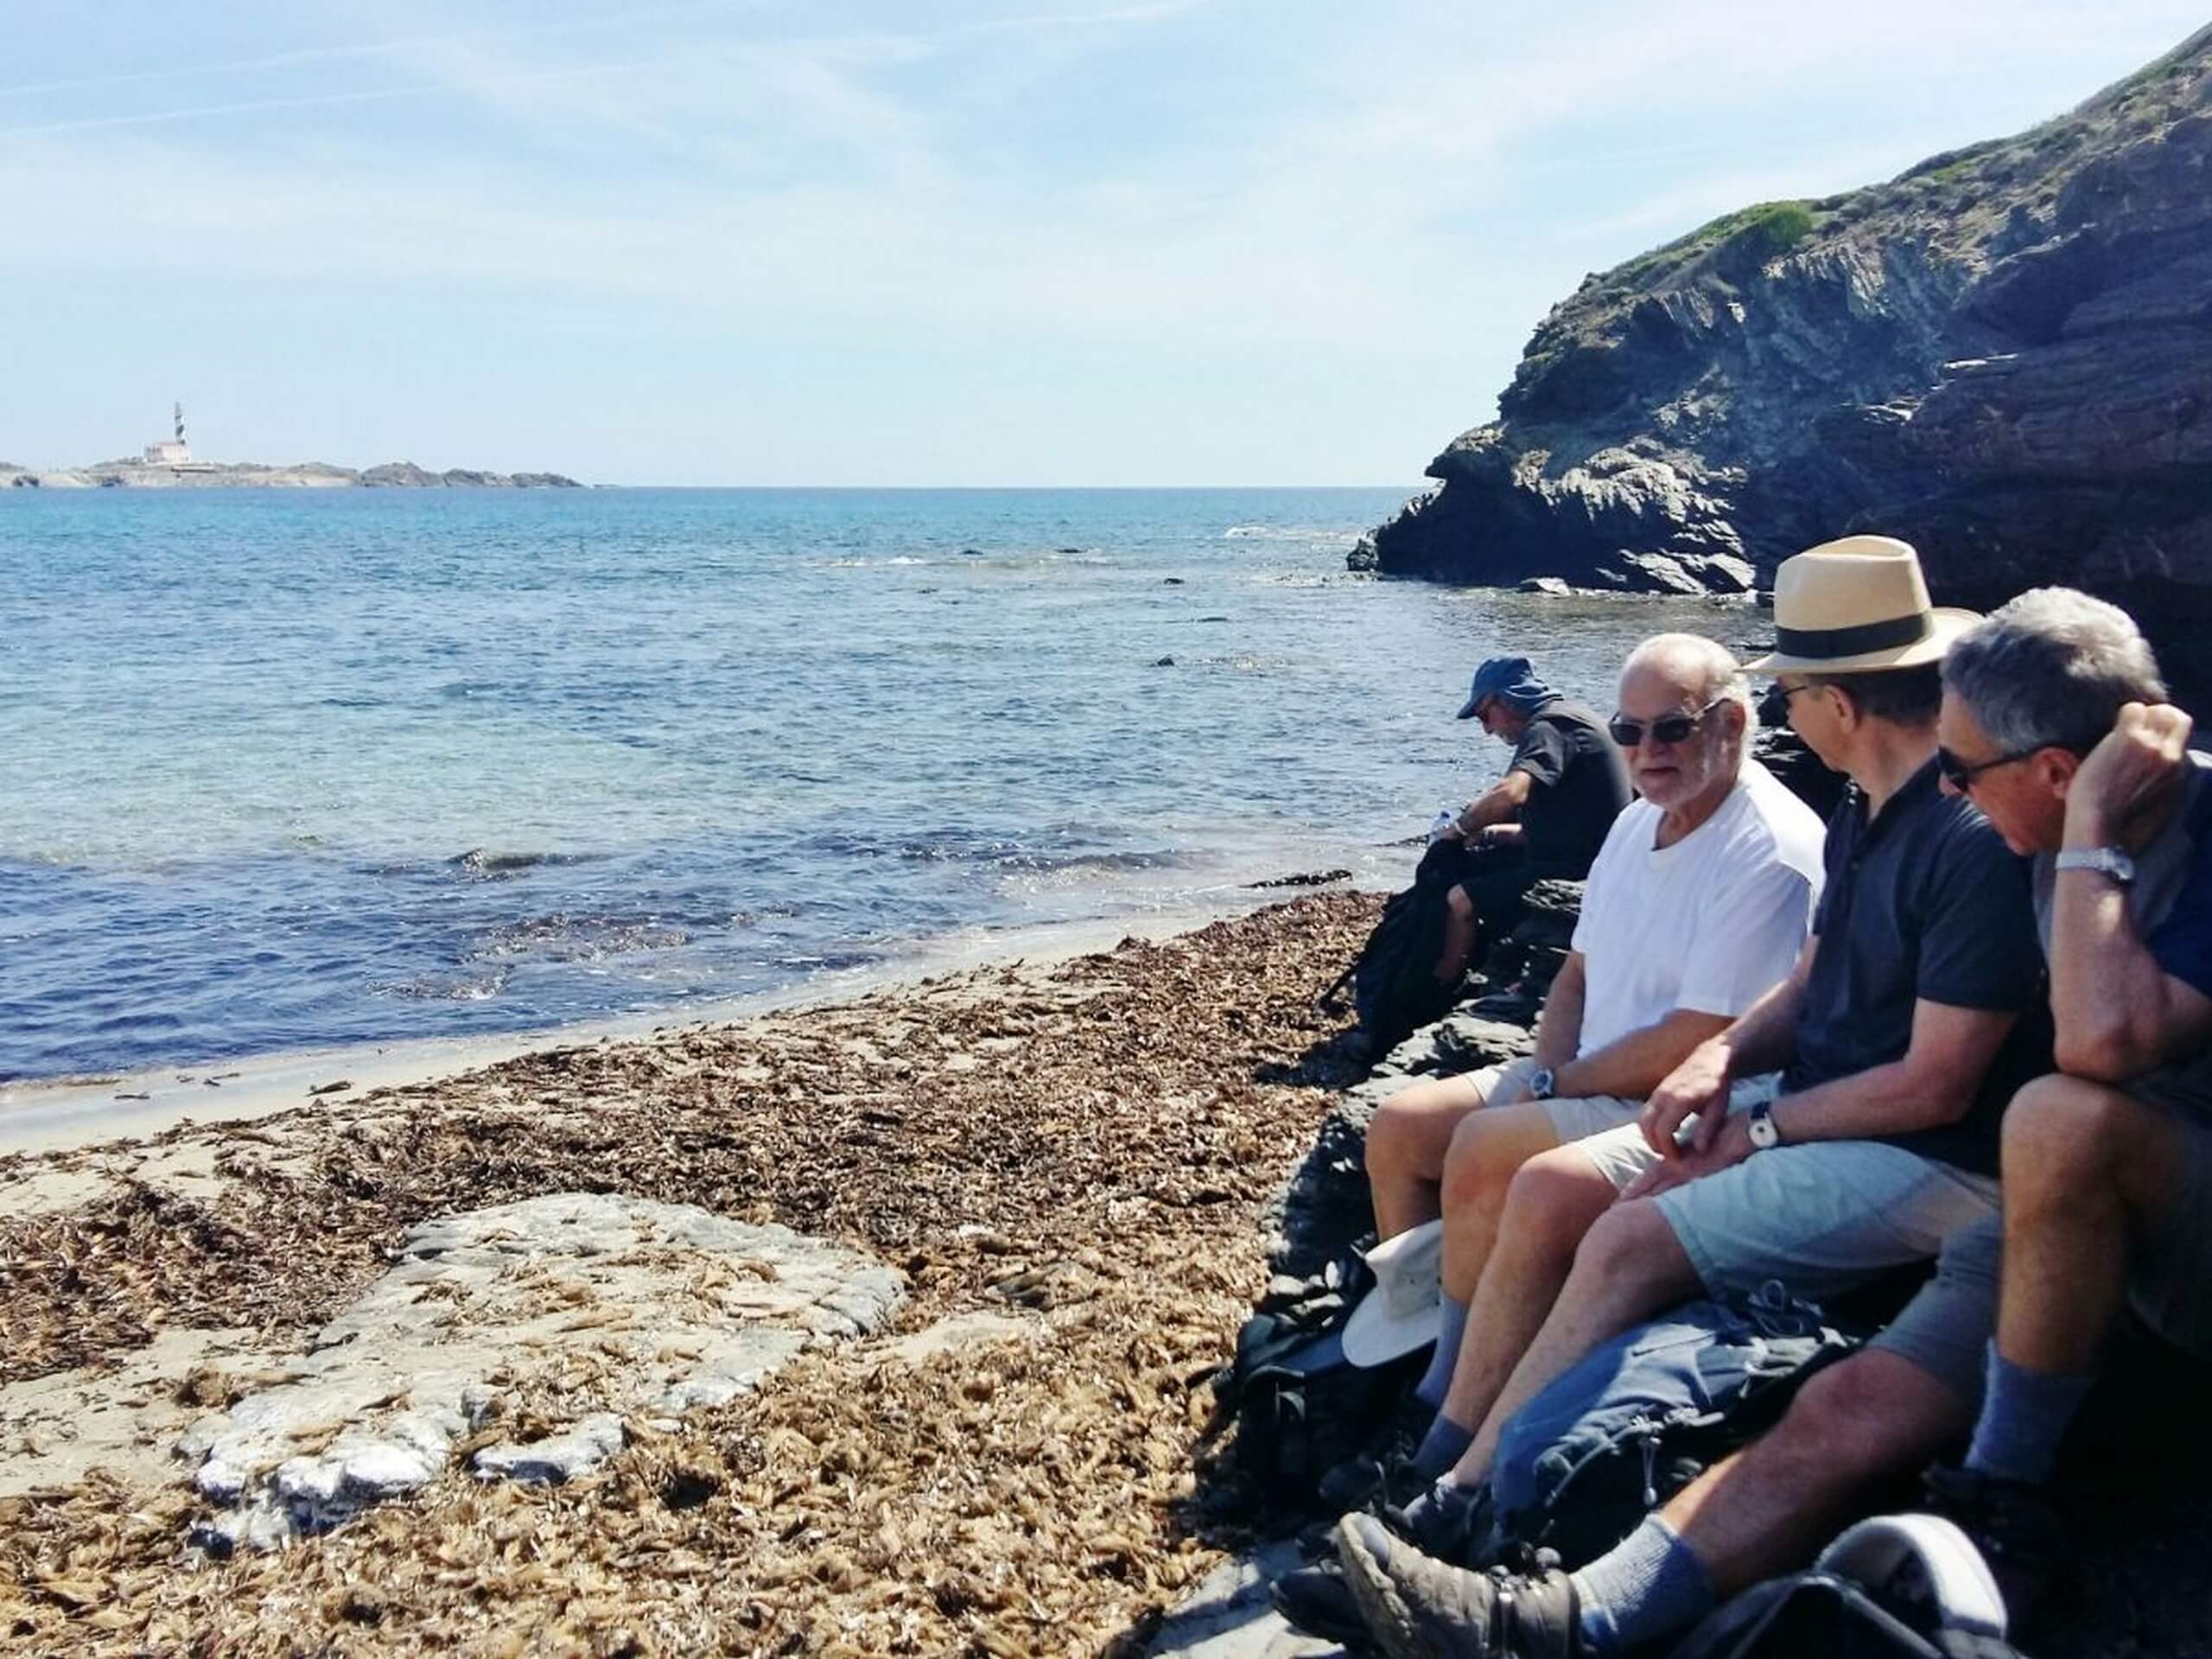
[1325,839,1486,1056]
[1485,1284,1864,1569]
[1224,1253,1426,1513]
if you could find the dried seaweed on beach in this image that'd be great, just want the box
[0,893,1377,1656]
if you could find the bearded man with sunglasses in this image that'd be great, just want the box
[1314,537,2055,1659]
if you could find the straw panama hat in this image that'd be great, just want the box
[1340,1219,1445,1369]
[1741,535,1982,674]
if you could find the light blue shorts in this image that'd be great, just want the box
[1569,1106,2000,1303]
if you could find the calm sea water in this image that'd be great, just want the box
[0,487,1745,1082]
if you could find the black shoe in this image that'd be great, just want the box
[1271,1560,1374,1649]
[1333,1511,1581,1658]
[1319,1397,1435,1511]
[1918,1465,2067,1631]
[1384,1478,1496,1567]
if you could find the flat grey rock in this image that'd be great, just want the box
[1147,1542,1344,1657]
[179,1192,903,1550]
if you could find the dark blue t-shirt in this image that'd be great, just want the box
[1785,759,2050,1176]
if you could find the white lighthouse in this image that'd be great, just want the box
[143,403,193,465]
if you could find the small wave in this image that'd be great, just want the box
[379,966,511,1001]
[465,914,690,963]
[446,848,605,879]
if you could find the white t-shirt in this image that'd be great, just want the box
[1567,758,1827,1058]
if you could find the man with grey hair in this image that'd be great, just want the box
[1307,582,2180,1659]
[1291,634,1823,1555]
[1912,586,2212,1605]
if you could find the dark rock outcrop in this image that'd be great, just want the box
[1362,27,2212,662]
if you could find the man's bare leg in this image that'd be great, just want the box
[1433,882,1477,984]
[1564,1351,1970,1652]
[1967,1073,2182,1485]
[1364,1071,1491,1240]
[1414,1145,1618,1475]
[1446,1197,1700,1490]
[1401,1109,1580,1433]
[1993,1074,2180,1374]
[1438,1105,1572,1302]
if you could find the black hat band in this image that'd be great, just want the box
[1771,610,1931,661]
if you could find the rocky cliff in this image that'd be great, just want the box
[1359,25,2212,632]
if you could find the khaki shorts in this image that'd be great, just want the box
[1465,1056,1645,1148]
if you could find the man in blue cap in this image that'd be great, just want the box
[1433,657,1631,988]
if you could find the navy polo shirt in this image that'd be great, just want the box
[1784,758,2050,1176]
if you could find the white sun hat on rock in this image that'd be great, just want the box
[1340,1219,1445,1369]
[1740,535,1981,675]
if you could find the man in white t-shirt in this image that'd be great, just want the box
[1351,633,1826,1484]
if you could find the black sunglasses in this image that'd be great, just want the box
[1609,696,1726,749]
[1936,745,2039,791]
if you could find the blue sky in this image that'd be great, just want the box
[3,1,2204,485]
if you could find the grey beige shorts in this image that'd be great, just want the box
[1465,1056,1644,1147]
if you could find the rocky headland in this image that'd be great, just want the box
[2,459,582,490]
[1355,24,2212,645]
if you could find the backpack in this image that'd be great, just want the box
[1224,1252,1426,1512]
[1324,840,1484,1056]
[1669,1513,2024,1659]
[1486,1284,1864,1569]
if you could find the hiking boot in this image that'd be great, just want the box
[1918,1465,2067,1631]
[1270,1560,1374,1649]
[1333,1511,1581,1658]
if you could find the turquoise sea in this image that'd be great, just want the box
[0,487,1739,1082]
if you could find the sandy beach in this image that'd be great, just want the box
[0,892,1376,1656]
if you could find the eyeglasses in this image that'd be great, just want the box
[1936,745,2039,791]
[1608,696,1726,749]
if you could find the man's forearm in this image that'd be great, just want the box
[1556,1009,1734,1101]
[1458,771,1532,836]
[1766,1058,1970,1143]
[2050,808,2185,1077]
[1698,974,1806,1084]
[1530,956,1586,1071]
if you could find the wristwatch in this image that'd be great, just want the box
[1527,1065,1558,1101]
[2055,846,2137,887]
[1746,1099,1782,1151]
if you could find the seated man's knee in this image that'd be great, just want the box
[1500,1147,1617,1251]
[1441,1112,1526,1211]
[1761,1355,1958,1479]
[2003,1073,2133,1183]
[1573,1196,1672,1280]
[1368,1077,1473,1175]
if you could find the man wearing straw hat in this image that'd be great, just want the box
[1324,537,2055,1658]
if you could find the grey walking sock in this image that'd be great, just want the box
[1409,1412,1475,1484]
[1965,1343,2098,1486]
[1571,1515,1715,1654]
[1414,1294,1471,1410]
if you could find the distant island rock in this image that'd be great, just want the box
[2,458,584,490]
[1354,23,2212,633]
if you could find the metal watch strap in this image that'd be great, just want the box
[2055,846,2135,887]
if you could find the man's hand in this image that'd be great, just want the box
[1639,1040,1732,1158]
[2068,702,2193,845]
[1622,1113,1755,1200]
